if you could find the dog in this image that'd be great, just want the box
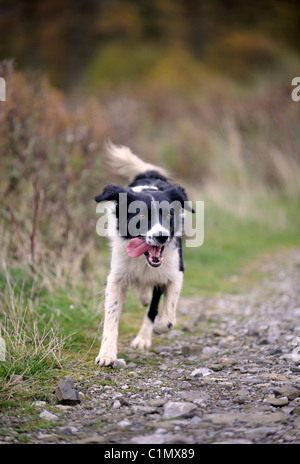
[94,143,194,366]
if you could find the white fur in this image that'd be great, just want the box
[131,185,158,193]
[146,223,170,245]
[106,142,169,183]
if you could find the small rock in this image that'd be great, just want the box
[266,396,289,407]
[114,358,127,368]
[64,375,76,388]
[209,363,223,371]
[182,344,202,356]
[212,328,227,337]
[39,410,58,421]
[55,404,74,411]
[294,416,300,427]
[267,321,281,343]
[273,386,300,401]
[75,435,107,444]
[130,433,193,445]
[55,379,81,406]
[202,346,217,356]
[178,390,210,403]
[167,330,183,339]
[191,368,214,377]
[58,426,78,436]
[154,345,173,354]
[127,362,137,369]
[33,401,47,408]
[113,400,121,409]
[37,432,55,440]
[163,402,197,419]
[148,398,167,407]
[131,405,157,415]
[117,419,131,428]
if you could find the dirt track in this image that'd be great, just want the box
[1,249,300,444]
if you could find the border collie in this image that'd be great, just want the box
[94,143,194,366]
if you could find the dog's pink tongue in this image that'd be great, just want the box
[127,238,150,258]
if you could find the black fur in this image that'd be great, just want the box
[147,285,163,322]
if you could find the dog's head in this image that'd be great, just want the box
[95,183,194,268]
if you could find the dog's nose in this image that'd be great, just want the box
[154,235,169,244]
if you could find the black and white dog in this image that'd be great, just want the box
[94,143,194,366]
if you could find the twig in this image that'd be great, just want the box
[30,177,42,267]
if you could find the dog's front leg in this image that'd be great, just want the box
[95,275,127,367]
[154,271,183,334]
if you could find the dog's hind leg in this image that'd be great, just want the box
[95,275,127,367]
[131,285,163,351]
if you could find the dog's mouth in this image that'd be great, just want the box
[144,246,164,268]
[126,237,164,268]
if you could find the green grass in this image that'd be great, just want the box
[0,190,299,413]
[182,193,300,296]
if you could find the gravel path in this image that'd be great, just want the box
[1,249,300,444]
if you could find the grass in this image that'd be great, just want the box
[182,192,300,296]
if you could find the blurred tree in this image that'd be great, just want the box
[0,0,299,89]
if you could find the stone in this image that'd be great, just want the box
[204,412,288,425]
[117,419,131,428]
[178,390,210,403]
[148,398,167,407]
[37,432,55,440]
[112,400,121,409]
[294,417,300,427]
[163,402,197,419]
[75,435,107,444]
[129,433,170,445]
[191,368,214,377]
[64,375,76,388]
[181,344,202,356]
[131,405,157,415]
[266,396,289,407]
[57,426,78,435]
[267,321,281,343]
[130,433,194,445]
[39,410,58,421]
[33,401,47,408]
[273,386,300,401]
[55,379,81,405]
[114,358,127,368]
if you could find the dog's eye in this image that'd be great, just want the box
[139,214,145,219]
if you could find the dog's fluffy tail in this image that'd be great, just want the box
[105,141,170,182]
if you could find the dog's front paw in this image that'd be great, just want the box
[154,315,175,334]
[95,353,116,367]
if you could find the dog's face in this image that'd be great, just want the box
[95,184,193,268]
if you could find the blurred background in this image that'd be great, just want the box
[1,0,300,289]
[0,1,300,385]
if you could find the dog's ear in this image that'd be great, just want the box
[168,185,195,213]
[94,184,127,203]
